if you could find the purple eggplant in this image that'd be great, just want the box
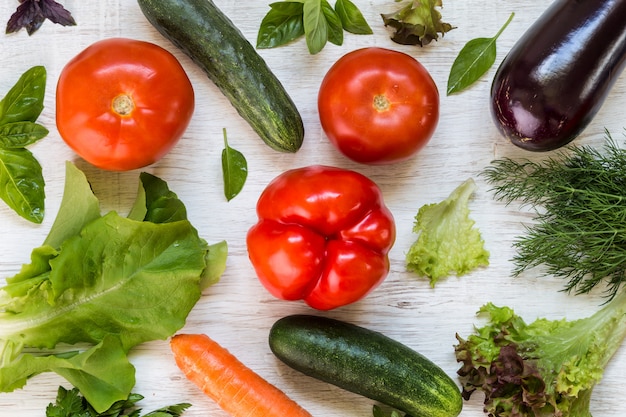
[490,0,626,151]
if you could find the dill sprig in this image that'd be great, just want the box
[482,131,626,300]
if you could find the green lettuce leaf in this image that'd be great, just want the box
[0,162,227,412]
[1,336,135,412]
[406,178,489,286]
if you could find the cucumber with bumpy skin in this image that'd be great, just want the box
[269,314,463,417]
[137,0,304,153]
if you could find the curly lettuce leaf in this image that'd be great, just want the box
[455,289,626,417]
[0,162,227,412]
[406,178,489,286]
[381,0,454,46]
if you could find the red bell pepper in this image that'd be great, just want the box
[246,165,396,310]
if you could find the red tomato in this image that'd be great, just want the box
[318,47,439,164]
[56,38,195,171]
[246,165,396,310]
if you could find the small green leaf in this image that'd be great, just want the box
[322,0,343,46]
[447,12,514,95]
[303,0,328,54]
[0,147,45,223]
[257,2,305,49]
[221,128,248,201]
[0,66,46,125]
[335,0,372,34]
[0,121,48,148]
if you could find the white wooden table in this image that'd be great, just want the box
[1,1,625,416]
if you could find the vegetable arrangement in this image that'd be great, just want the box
[2,1,626,417]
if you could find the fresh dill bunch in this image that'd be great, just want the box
[482,131,626,300]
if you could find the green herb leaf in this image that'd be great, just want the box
[0,66,46,125]
[0,147,45,223]
[0,66,49,223]
[256,0,372,53]
[482,132,626,300]
[0,121,48,148]
[256,1,305,49]
[322,0,343,46]
[221,128,248,201]
[335,0,372,34]
[303,0,328,54]
[447,12,514,95]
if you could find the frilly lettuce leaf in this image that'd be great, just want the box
[381,0,455,46]
[406,178,489,286]
[455,290,626,417]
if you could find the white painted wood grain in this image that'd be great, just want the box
[1,0,625,416]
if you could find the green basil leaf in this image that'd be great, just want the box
[335,0,372,34]
[303,0,328,54]
[0,147,44,223]
[0,66,46,125]
[0,121,48,148]
[221,129,248,201]
[322,0,343,45]
[257,2,305,49]
[447,13,514,95]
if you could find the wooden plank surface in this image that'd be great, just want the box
[1,0,625,415]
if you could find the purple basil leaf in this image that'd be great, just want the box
[6,0,75,35]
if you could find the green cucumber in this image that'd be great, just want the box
[137,0,304,153]
[269,315,463,417]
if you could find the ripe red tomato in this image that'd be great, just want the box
[318,47,439,164]
[56,38,195,171]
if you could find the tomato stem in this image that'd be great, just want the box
[373,94,390,112]
[112,94,135,116]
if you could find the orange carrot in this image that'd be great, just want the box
[170,333,313,417]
